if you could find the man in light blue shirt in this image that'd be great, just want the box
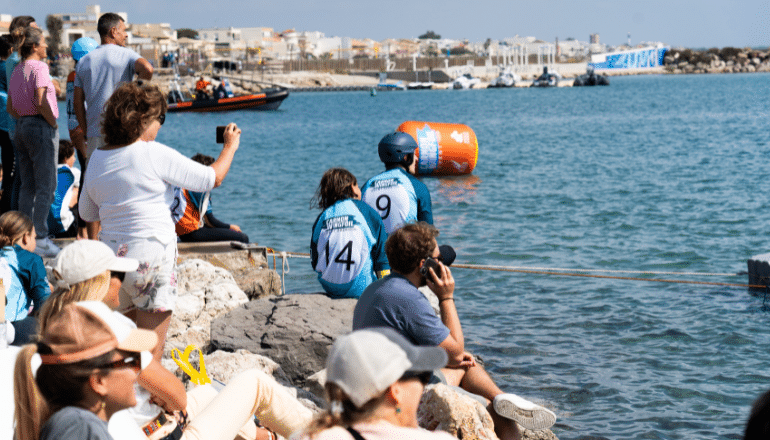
[73,12,153,158]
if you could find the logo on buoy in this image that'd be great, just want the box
[416,125,440,174]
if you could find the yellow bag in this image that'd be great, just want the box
[171,345,211,385]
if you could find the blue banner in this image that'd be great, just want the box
[589,46,668,70]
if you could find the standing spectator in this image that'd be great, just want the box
[79,82,239,362]
[310,168,389,298]
[4,17,38,214]
[66,37,97,161]
[7,25,60,257]
[47,140,80,238]
[73,12,153,159]
[361,132,433,235]
[0,34,15,214]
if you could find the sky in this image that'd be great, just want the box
[9,0,770,48]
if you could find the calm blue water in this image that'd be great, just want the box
[111,73,769,439]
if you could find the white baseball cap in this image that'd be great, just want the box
[52,240,139,285]
[325,327,447,407]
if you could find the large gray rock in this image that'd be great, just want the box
[180,248,282,299]
[166,259,249,352]
[210,294,357,386]
[418,384,558,440]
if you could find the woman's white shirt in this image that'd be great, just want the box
[80,141,216,244]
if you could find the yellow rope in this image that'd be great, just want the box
[263,250,764,289]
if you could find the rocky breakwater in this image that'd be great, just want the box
[166,255,559,440]
[664,47,770,74]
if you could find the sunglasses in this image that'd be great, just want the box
[158,113,166,126]
[400,371,433,385]
[100,354,141,371]
[110,271,126,282]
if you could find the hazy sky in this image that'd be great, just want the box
[10,0,769,48]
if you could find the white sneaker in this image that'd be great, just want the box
[493,393,556,431]
[34,237,61,258]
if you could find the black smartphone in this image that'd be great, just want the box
[420,257,442,279]
[216,126,226,143]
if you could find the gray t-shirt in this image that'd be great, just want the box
[352,273,450,346]
[74,44,141,138]
[40,406,113,440]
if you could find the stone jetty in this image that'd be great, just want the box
[152,246,559,440]
[663,47,770,74]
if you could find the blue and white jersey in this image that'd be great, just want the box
[361,168,433,235]
[311,199,389,298]
[1,245,51,322]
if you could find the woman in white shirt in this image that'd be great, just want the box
[79,81,239,361]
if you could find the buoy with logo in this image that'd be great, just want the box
[396,121,478,176]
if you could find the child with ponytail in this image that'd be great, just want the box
[0,211,51,345]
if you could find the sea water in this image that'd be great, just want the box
[77,73,770,439]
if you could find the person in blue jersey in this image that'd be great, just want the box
[311,168,389,299]
[48,140,81,238]
[361,132,433,235]
[0,211,51,345]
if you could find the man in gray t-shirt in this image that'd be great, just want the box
[74,12,153,158]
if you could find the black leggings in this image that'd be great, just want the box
[0,129,14,214]
[179,227,249,243]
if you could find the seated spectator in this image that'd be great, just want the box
[13,301,157,440]
[172,153,249,244]
[310,168,389,298]
[353,222,556,440]
[48,140,81,238]
[43,240,314,440]
[299,327,454,440]
[0,211,51,345]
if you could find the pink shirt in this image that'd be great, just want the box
[9,59,59,119]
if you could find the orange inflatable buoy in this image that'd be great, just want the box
[397,121,478,176]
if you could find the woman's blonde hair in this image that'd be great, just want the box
[14,343,116,440]
[102,81,167,146]
[304,383,388,437]
[0,211,33,248]
[37,270,111,334]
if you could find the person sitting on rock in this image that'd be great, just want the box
[172,153,249,244]
[310,168,389,298]
[299,327,455,440]
[361,132,432,236]
[0,210,51,346]
[42,239,315,440]
[352,222,556,440]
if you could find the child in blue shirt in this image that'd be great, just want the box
[0,211,51,345]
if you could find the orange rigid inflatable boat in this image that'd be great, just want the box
[397,121,478,176]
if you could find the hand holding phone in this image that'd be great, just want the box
[420,257,442,280]
[216,126,226,143]
[216,123,241,150]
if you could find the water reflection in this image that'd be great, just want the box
[431,174,481,204]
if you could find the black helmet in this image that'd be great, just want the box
[378,132,418,164]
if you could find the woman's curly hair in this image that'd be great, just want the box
[102,81,167,146]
